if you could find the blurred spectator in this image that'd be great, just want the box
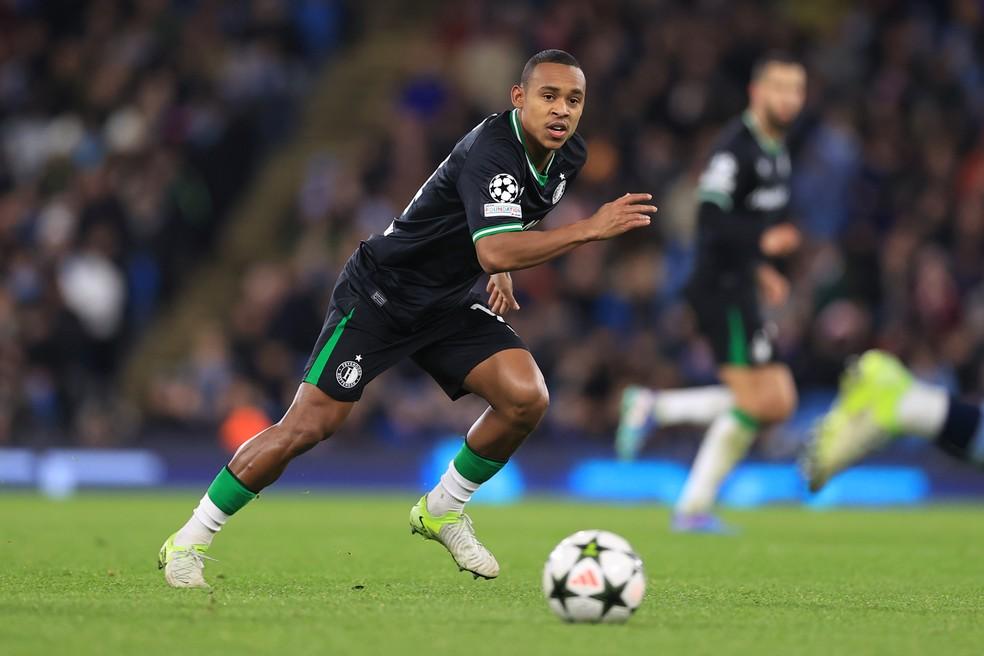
[0,0,348,444]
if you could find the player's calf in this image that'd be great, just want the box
[228,384,352,489]
[463,350,550,459]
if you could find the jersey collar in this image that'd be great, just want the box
[742,110,785,156]
[510,109,554,187]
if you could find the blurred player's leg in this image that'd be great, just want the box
[806,350,984,491]
[674,364,796,532]
[673,409,758,531]
[412,349,547,579]
[159,383,352,587]
[616,385,734,460]
[651,385,734,425]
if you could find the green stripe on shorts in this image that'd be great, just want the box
[305,308,354,385]
[726,306,748,366]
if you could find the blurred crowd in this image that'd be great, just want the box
[6,0,984,448]
[0,0,347,444]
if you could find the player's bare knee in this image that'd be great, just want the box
[501,381,550,430]
[764,373,797,422]
[742,386,796,425]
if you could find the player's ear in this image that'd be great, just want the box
[511,84,524,109]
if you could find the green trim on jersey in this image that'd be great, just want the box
[472,222,524,242]
[510,109,554,186]
[305,307,355,385]
[697,189,734,212]
[742,111,785,157]
[726,306,749,366]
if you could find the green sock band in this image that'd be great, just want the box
[206,467,258,515]
[452,442,507,484]
[731,408,761,431]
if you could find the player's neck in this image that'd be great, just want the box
[512,109,554,172]
[743,109,785,153]
[527,144,552,171]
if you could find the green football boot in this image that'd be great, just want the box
[410,496,499,579]
[804,350,914,492]
[158,533,213,589]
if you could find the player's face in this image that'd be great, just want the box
[512,63,586,151]
[752,63,806,131]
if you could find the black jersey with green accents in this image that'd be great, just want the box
[690,111,792,288]
[346,109,586,328]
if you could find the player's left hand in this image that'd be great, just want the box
[760,223,801,257]
[487,272,520,316]
[757,264,789,307]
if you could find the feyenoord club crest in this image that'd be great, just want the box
[751,330,773,364]
[336,360,363,389]
[552,179,566,204]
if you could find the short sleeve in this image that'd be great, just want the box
[457,138,527,243]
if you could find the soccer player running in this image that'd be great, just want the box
[615,53,807,533]
[158,50,658,588]
[805,350,984,490]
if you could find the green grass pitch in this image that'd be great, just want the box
[2,493,983,655]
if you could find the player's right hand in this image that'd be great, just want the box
[760,223,801,256]
[586,193,657,240]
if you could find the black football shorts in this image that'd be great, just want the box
[302,271,528,402]
[686,276,778,368]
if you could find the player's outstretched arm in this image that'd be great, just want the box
[475,193,656,274]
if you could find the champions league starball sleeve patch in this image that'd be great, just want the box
[488,173,520,202]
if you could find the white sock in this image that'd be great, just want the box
[174,495,230,547]
[675,410,758,516]
[426,462,480,516]
[896,381,950,438]
[653,386,734,426]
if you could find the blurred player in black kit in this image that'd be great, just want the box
[617,53,806,533]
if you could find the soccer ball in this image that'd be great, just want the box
[542,529,646,624]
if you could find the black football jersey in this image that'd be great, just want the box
[346,109,587,328]
[691,112,792,286]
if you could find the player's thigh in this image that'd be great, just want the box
[411,301,543,408]
[462,348,548,412]
[719,363,797,423]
